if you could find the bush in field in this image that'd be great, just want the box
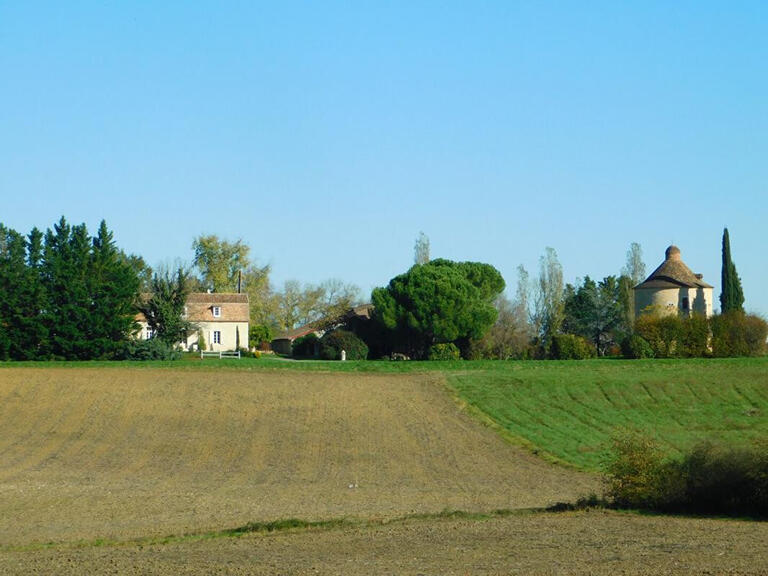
[292,333,319,357]
[549,334,596,360]
[604,433,669,509]
[711,311,768,357]
[604,434,768,517]
[320,330,368,360]
[116,338,181,361]
[428,342,461,361]
[674,441,768,516]
[621,334,654,359]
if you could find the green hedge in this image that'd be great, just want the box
[320,330,369,360]
[631,311,767,358]
[605,434,768,518]
[549,334,596,360]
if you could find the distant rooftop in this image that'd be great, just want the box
[635,246,713,290]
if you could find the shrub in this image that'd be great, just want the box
[711,311,768,357]
[634,313,712,358]
[604,433,668,509]
[549,334,596,360]
[116,339,181,361]
[604,434,768,518]
[674,440,768,516]
[320,330,369,360]
[621,334,654,359]
[249,324,273,349]
[427,342,461,361]
[679,314,710,358]
[292,333,319,357]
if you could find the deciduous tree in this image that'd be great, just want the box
[414,231,430,265]
[192,235,251,293]
[533,247,565,346]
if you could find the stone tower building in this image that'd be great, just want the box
[634,246,713,318]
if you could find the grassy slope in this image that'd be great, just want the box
[447,358,768,471]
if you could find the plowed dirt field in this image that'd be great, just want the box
[0,367,596,547]
[3,511,767,575]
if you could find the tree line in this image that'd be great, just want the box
[353,231,764,360]
[0,218,363,360]
[0,217,764,361]
[0,218,140,360]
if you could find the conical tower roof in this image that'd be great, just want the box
[636,246,713,289]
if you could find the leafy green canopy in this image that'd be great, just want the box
[371,259,505,358]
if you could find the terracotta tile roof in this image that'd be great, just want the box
[186,293,249,323]
[135,292,250,323]
[187,293,249,304]
[636,246,713,289]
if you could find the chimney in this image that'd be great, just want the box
[237,270,242,294]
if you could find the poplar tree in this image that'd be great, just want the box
[720,228,745,313]
[414,232,430,265]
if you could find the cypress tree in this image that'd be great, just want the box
[720,228,745,313]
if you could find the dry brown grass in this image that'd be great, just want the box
[2,510,767,575]
[0,367,596,547]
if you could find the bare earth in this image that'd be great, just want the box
[0,367,594,546]
[2,511,767,575]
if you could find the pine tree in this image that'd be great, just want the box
[25,228,50,358]
[137,267,191,346]
[720,228,745,313]
[42,219,92,359]
[88,220,141,358]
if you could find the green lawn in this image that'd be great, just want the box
[447,358,768,471]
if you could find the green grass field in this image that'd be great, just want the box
[447,358,768,471]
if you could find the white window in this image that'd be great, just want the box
[213,331,221,344]
[212,306,221,318]
[146,328,154,340]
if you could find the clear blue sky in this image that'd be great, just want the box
[2,2,766,315]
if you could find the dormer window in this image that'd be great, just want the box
[212,306,221,318]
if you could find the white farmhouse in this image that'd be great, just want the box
[138,292,249,351]
[634,246,713,318]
